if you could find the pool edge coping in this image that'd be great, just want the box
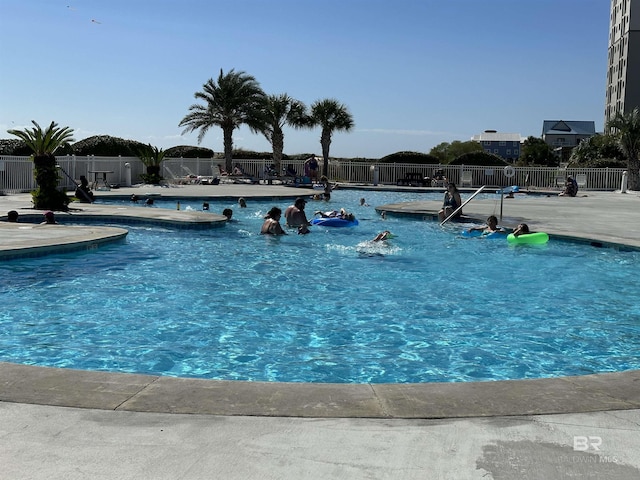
[1,362,639,418]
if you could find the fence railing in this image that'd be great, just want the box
[0,155,627,194]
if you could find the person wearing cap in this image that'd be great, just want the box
[284,197,311,228]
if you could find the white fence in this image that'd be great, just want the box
[0,155,627,194]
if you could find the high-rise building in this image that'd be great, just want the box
[605,0,640,127]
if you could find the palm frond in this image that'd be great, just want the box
[7,120,74,155]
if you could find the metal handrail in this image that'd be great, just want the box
[440,185,486,226]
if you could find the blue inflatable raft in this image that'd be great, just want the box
[311,217,359,227]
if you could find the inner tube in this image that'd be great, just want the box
[311,217,359,227]
[496,185,519,194]
[507,232,549,245]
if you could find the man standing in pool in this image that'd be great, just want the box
[284,197,311,228]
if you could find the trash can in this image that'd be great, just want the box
[370,165,379,186]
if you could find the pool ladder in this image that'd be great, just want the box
[439,185,486,226]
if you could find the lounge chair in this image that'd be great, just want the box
[218,164,259,184]
[164,166,192,185]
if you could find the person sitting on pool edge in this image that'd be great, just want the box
[559,175,578,197]
[438,182,462,222]
[512,223,530,237]
[467,215,504,235]
[260,207,287,235]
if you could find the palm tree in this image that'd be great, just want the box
[607,107,640,190]
[308,99,355,175]
[7,120,74,210]
[260,94,308,174]
[179,69,265,172]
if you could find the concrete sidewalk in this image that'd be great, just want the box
[1,402,639,479]
[1,185,640,479]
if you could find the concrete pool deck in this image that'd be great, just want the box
[1,184,640,478]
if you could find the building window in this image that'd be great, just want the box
[493,149,499,154]
[506,149,511,155]
[514,149,519,155]
[499,141,506,146]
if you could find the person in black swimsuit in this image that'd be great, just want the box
[438,183,462,222]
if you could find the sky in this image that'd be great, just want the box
[0,0,612,159]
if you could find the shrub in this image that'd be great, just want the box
[0,139,32,155]
[232,149,289,160]
[584,158,627,168]
[378,151,440,164]
[450,152,508,166]
[164,145,214,158]
[72,135,146,156]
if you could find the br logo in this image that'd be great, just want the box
[573,436,602,451]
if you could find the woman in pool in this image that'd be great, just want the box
[512,223,530,237]
[260,207,286,235]
[438,183,462,222]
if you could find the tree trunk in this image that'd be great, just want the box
[272,129,284,174]
[627,156,640,190]
[320,129,331,177]
[224,126,234,172]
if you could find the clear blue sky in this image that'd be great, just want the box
[0,0,611,159]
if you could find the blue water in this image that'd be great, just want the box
[1,189,639,384]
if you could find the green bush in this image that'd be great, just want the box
[378,151,439,164]
[231,149,289,160]
[450,152,507,166]
[72,135,146,156]
[0,139,32,155]
[164,145,214,158]
[584,158,626,168]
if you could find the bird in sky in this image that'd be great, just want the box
[91,19,102,24]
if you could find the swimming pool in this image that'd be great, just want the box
[1,189,639,383]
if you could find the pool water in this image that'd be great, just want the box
[1,190,639,383]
